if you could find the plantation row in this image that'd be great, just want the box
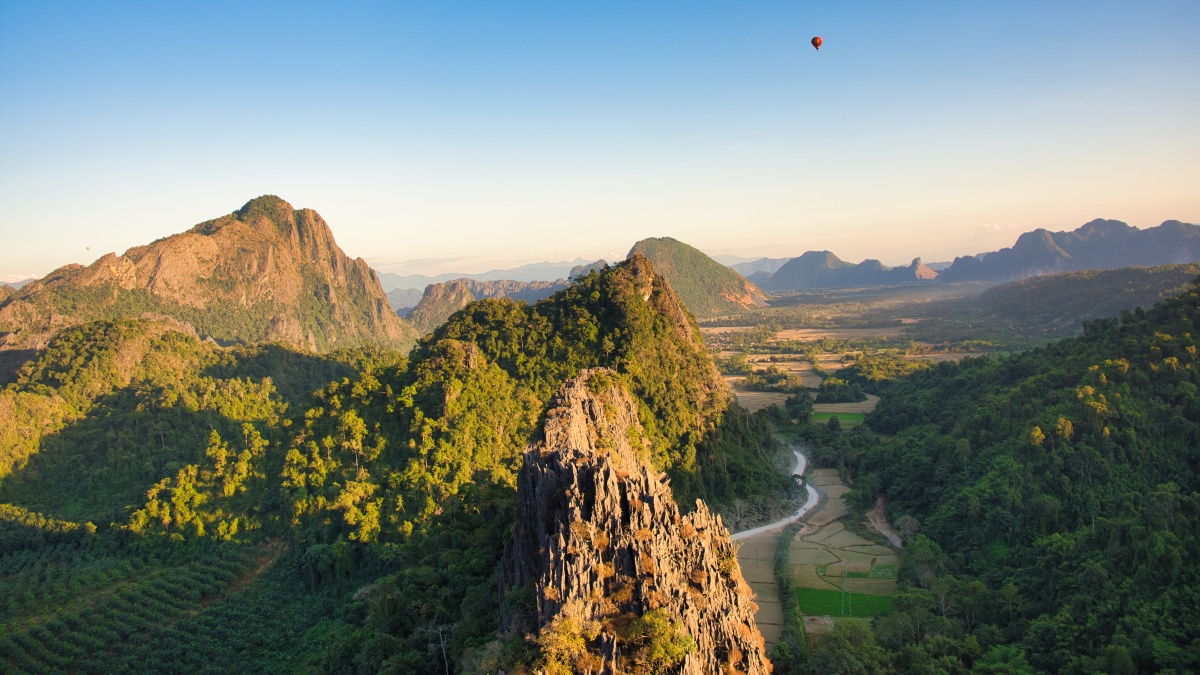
[1,552,152,620]
[0,542,110,576]
[0,550,255,674]
[113,557,344,674]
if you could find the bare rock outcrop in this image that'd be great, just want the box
[501,369,770,674]
[406,277,570,334]
[0,196,418,353]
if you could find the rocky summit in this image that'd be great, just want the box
[501,369,770,675]
[0,196,417,353]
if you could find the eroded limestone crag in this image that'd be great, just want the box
[500,369,770,674]
[0,195,417,352]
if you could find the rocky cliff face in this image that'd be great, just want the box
[0,196,418,353]
[407,277,569,334]
[500,369,770,674]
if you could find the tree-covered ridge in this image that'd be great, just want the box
[0,195,418,355]
[0,319,362,526]
[849,280,1200,672]
[421,254,788,508]
[628,237,768,319]
[0,255,793,673]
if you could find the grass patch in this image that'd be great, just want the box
[810,412,865,427]
[868,565,897,579]
[790,547,838,566]
[795,587,892,618]
[842,578,898,596]
[821,530,876,549]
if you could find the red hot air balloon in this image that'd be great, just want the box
[811,36,823,51]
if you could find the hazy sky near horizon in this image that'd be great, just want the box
[2,1,1198,279]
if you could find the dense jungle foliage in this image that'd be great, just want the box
[797,282,1200,673]
[0,258,791,673]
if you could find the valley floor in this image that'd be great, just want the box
[731,385,901,653]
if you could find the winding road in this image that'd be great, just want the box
[732,448,819,541]
[731,446,820,648]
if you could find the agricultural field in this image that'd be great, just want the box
[735,531,784,649]
[723,376,791,412]
[0,540,312,674]
[773,328,903,342]
[787,468,900,640]
[794,587,893,617]
[809,412,866,428]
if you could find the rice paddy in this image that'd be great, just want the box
[731,387,901,648]
[810,412,865,427]
[734,519,786,648]
[786,467,901,637]
[795,587,894,617]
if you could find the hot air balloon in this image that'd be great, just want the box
[811,36,822,51]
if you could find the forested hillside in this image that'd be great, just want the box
[628,237,767,319]
[903,263,1200,347]
[843,280,1200,672]
[0,256,790,673]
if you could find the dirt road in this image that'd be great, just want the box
[732,448,818,649]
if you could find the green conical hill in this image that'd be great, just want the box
[627,237,767,319]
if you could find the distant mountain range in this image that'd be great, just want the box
[728,257,792,280]
[729,219,1199,292]
[376,258,594,291]
[386,287,425,313]
[939,219,1200,282]
[0,196,418,354]
[395,259,610,327]
[763,252,938,292]
[403,234,780,331]
[361,219,1200,315]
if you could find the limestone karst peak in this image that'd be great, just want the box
[500,369,770,674]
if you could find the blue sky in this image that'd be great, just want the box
[2,1,1198,278]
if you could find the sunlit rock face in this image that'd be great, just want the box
[500,369,771,675]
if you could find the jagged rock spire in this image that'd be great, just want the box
[500,369,771,674]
